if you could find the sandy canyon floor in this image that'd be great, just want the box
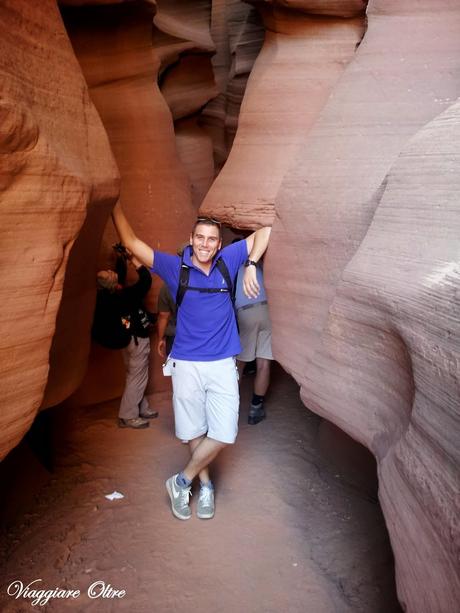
[0,365,401,612]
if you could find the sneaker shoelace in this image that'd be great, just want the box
[199,487,212,507]
[179,487,191,508]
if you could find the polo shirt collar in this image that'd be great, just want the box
[183,245,223,274]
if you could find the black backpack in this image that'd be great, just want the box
[175,252,236,313]
[91,290,132,350]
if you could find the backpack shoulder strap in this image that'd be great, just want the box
[175,253,235,308]
[215,257,235,303]
[176,252,190,307]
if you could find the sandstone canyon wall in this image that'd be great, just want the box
[321,99,460,613]
[155,0,264,205]
[59,0,262,405]
[0,0,119,459]
[200,3,366,227]
[1,1,459,611]
[202,0,460,611]
[57,0,200,403]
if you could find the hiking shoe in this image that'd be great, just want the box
[118,417,149,429]
[139,408,159,419]
[165,474,192,520]
[197,485,215,519]
[248,402,265,425]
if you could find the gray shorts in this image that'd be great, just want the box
[237,303,273,362]
[169,357,239,444]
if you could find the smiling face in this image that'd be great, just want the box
[190,222,222,270]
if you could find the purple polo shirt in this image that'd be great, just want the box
[151,240,248,361]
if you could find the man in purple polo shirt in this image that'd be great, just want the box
[112,203,271,520]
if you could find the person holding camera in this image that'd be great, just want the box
[92,245,159,429]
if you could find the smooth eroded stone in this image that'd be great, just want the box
[0,0,119,459]
[200,0,265,170]
[60,0,196,401]
[316,100,460,612]
[247,0,367,18]
[264,0,460,610]
[201,8,365,227]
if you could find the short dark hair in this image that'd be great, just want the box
[192,217,222,239]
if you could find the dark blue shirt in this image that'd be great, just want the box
[151,240,248,361]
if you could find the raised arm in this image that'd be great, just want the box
[112,202,154,268]
[244,226,272,298]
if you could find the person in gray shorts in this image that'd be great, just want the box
[235,262,273,424]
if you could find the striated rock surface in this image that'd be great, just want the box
[251,0,366,18]
[61,0,263,404]
[0,0,119,459]
[61,1,196,272]
[200,5,365,227]
[202,0,460,610]
[316,99,460,612]
[153,1,264,207]
[60,0,197,399]
[269,0,460,380]
[155,3,218,208]
[201,0,265,170]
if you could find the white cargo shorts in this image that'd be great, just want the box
[169,356,239,444]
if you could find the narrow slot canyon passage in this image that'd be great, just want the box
[0,366,401,612]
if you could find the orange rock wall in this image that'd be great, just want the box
[155,0,264,205]
[0,0,119,459]
[59,0,199,401]
[201,5,365,226]
[61,0,264,403]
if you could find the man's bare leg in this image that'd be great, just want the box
[183,436,227,482]
[188,435,210,484]
[247,358,271,425]
[165,436,225,521]
[254,357,271,396]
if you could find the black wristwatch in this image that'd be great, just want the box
[244,259,257,267]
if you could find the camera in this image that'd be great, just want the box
[113,242,129,258]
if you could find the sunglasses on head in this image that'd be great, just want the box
[196,216,221,227]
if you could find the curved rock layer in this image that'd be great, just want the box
[57,0,198,400]
[61,0,196,284]
[154,0,264,206]
[58,0,263,405]
[202,0,460,610]
[200,6,365,227]
[269,0,460,377]
[252,0,366,18]
[0,0,119,459]
[201,0,265,170]
[321,100,460,612]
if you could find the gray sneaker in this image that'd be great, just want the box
[165,474,192,520]
[197,485,215,519]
